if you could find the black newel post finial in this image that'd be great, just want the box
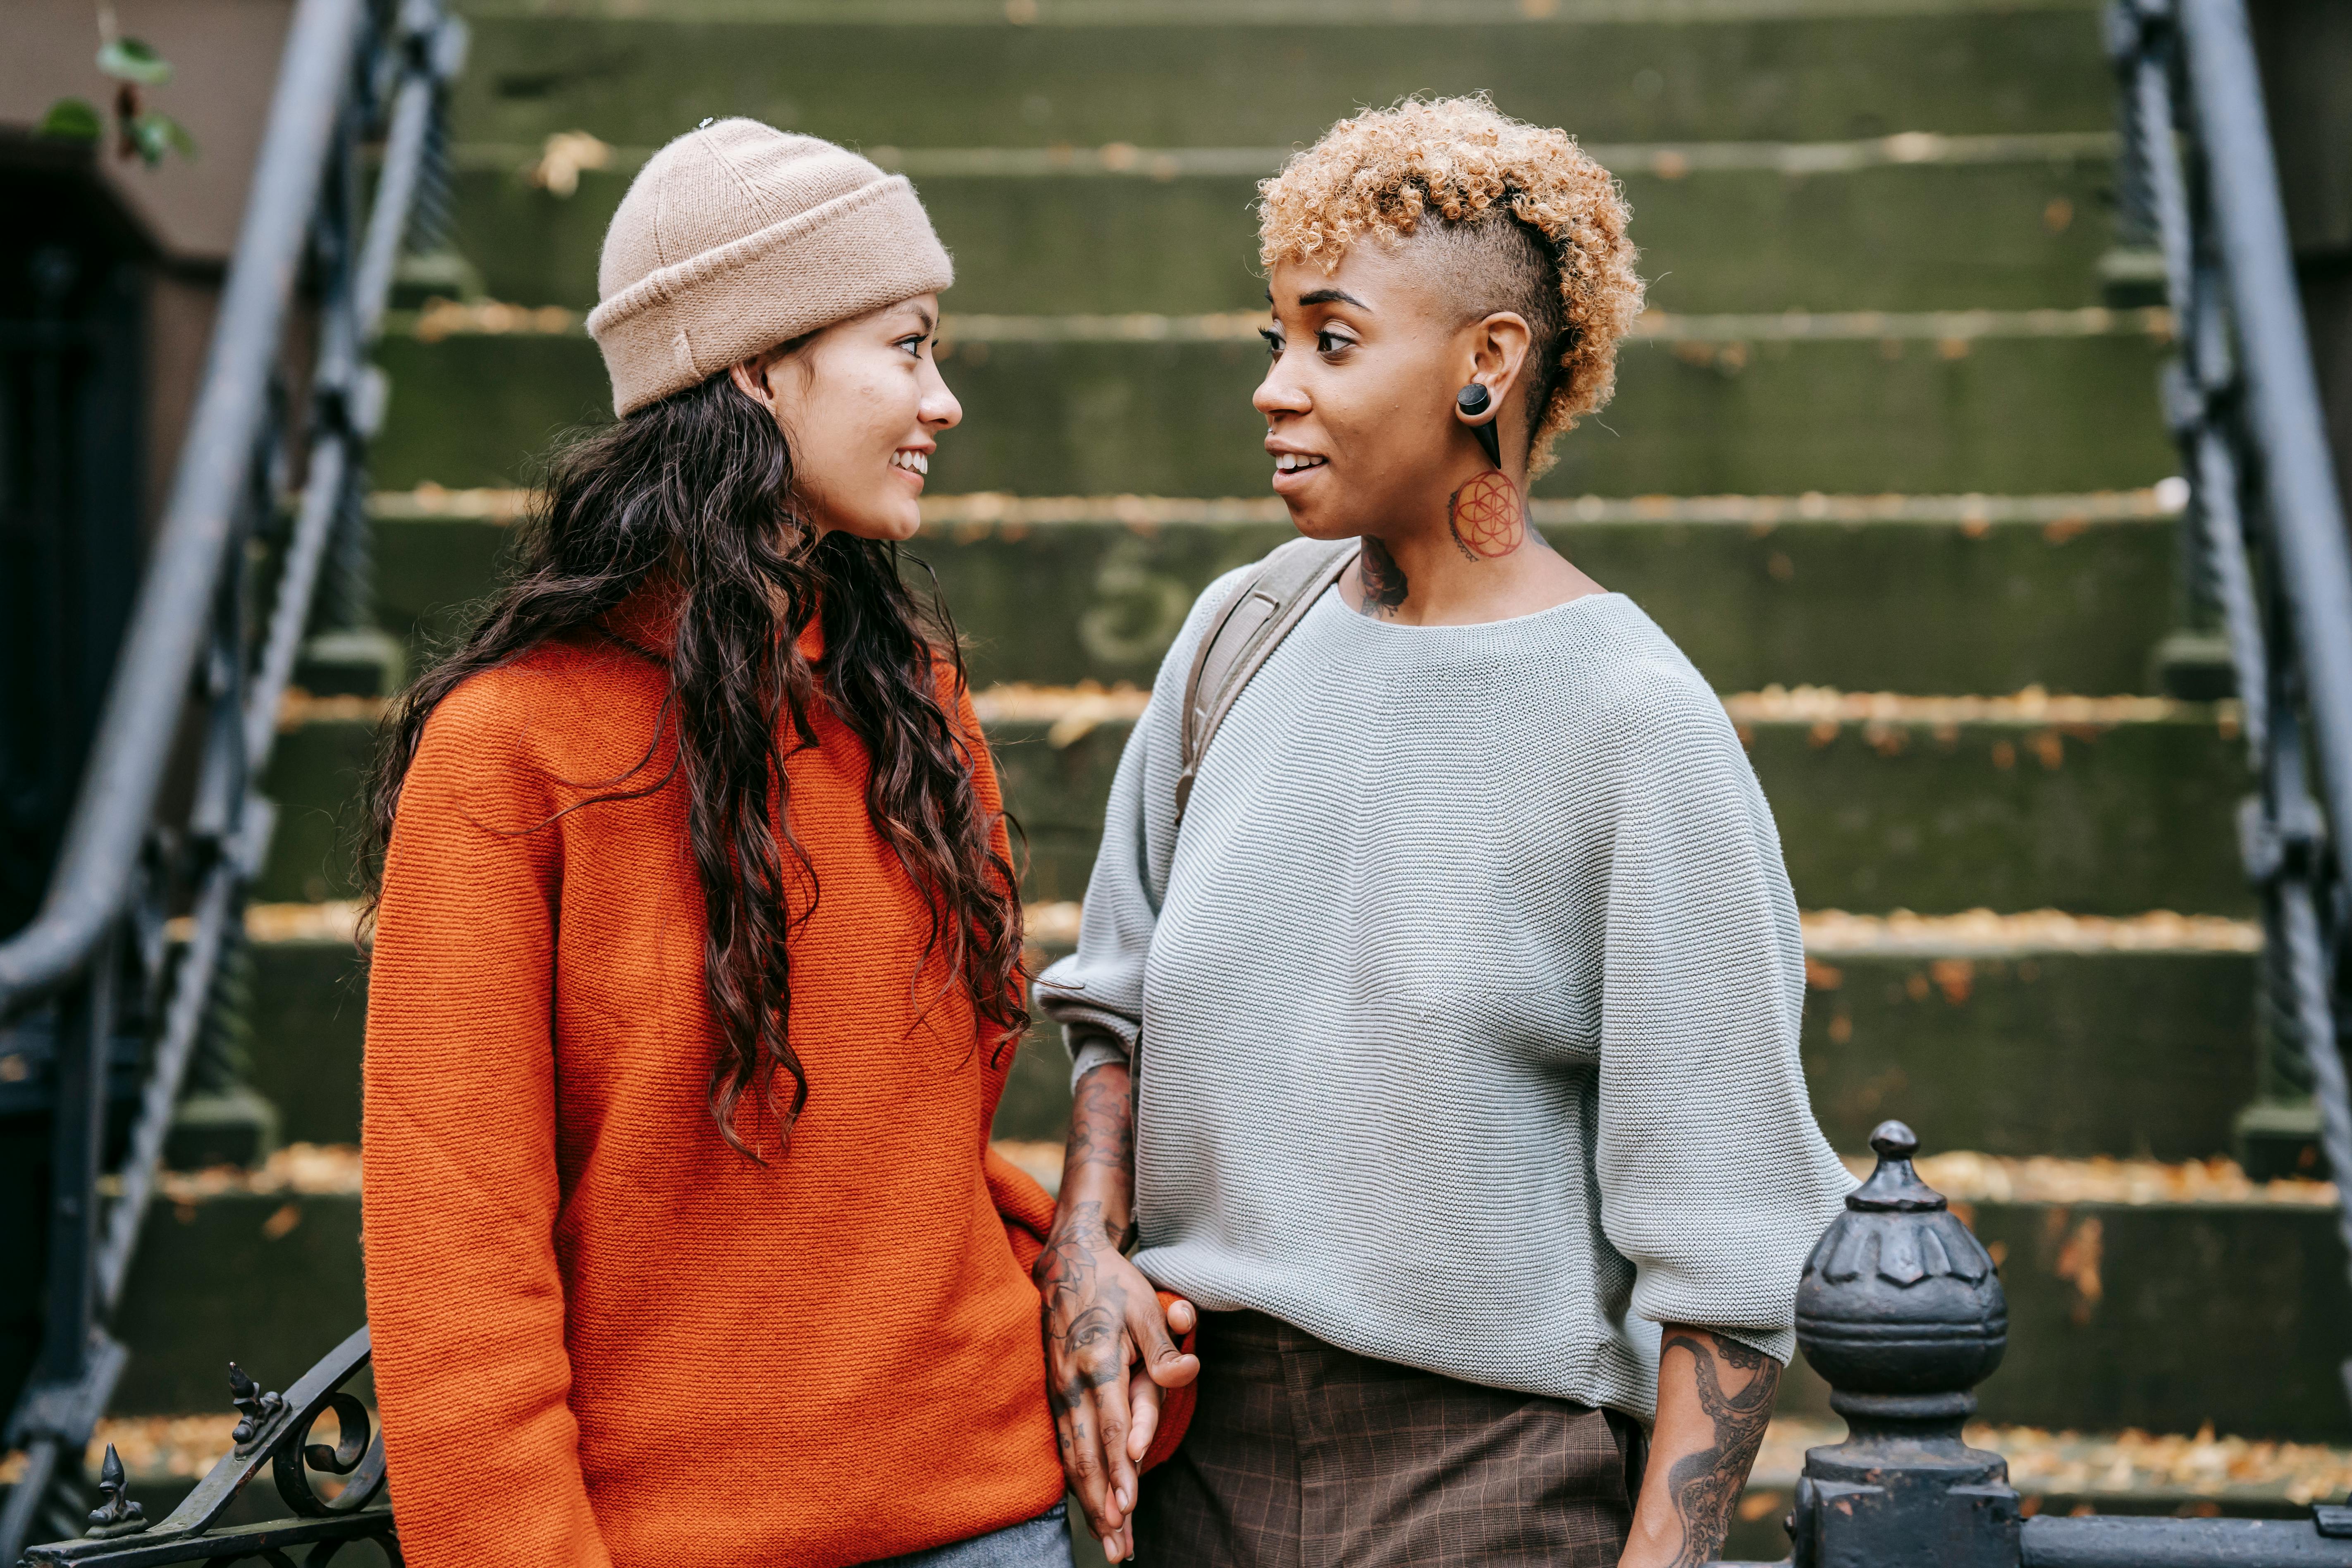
[84,1444,148,1539]
[228,1360,287,1453]
[1788,1121,2022,1568]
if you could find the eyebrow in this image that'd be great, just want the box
[1297,288,1368,309]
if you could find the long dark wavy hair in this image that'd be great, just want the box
[362,371,1027,1157]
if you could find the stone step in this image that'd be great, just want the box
[447,136,2116,316]
[974,687,2252,912]
[260,690,2254,912]
[372,487,2185,697]
[367,312,2176,496]
[210,901,2264,1163]
[94,1144,2349,1441]
[250,689,2252,915]
[107,1151,367,1416]
[446,2,2108,152]
[23,1410,2348,1565]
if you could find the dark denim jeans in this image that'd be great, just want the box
[874,1503,1074,1568]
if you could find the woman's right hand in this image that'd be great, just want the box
[1036,1199,1199,1561]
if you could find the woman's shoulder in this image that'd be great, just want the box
[1133,561,1262,709]
[414,635,671,788]
[1177,560,1262,647]
[1513,597,1750,784]
[1153,544,1343,701]
[1523,596,1717,719]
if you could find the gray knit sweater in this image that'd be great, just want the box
[1034,570,1854,1418]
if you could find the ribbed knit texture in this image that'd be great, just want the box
[1037,574,1855,1418]
[363,600,1063,1568]
[586,118,954,415]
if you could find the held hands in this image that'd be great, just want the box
[1036,1200,1199,1562]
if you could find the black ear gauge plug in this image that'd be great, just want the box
[1456,382,1503,470]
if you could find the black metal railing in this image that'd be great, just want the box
[2111,0,2352,1400]
[19,1332,392,1568]
[1707,1122,2352,1568]
[0,0,462,1558]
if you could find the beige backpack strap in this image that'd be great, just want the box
[1173,537,1357,831]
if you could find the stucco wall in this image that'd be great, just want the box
[0,0,295,262]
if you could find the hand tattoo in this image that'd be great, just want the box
[1357,539,1409,618]
[1038,1201,1130,1415]
[1658,1331,1780,1568]
[1448,468,1526,560]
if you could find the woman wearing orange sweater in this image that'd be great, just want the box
[360,119,1073,1567]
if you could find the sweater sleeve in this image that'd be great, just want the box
[1032,566,1251,1086]
[361,681,614,1568]
[1592,667,1855,1365]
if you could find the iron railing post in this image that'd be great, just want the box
[2153,0,2352,1402]
[1705,1123,2352,1567]
[0,947,127,1558]
[2176,1,2352,860]
[2108,0,2352,1412]
[1776,1122,2021,1568]
[0,0,461,1556]
[0,0,367,1013]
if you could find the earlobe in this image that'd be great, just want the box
[1454,382,1504,471]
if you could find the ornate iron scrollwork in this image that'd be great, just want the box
[21,1327,396,1566]
[272,1388,388,1517]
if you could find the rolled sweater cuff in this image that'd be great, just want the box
[1069,1034,1131,1091]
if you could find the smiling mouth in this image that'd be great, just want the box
[891,449,930,476]
[1273,453,1327,473]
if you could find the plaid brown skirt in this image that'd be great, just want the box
[1132,1310,1646,1568]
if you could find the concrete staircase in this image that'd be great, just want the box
[75,0,2352,1551]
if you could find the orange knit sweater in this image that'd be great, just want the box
[361,600,1063,1568]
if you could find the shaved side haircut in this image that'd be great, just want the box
[1258,94,1644,475]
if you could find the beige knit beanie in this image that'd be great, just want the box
[586,118,954,416]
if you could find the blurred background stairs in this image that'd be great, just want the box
[15,0,2352,1556]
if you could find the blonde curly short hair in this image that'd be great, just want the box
[1258,96,1644,476]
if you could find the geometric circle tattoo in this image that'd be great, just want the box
[1448,468,1525,560]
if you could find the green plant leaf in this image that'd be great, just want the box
[38,98,104,141]
[97,36,173,86]
[127,110,197,166]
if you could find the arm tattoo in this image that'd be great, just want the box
[1659,1330,1780,1568]
[1447,468,1526,560]
[1065,1064,1135,1180]
[1357,539,1409,618]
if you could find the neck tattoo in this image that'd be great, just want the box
[1356,539,1409,619]
[1448,468,1527,561]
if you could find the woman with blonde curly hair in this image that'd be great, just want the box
[1032,97,1852,1567]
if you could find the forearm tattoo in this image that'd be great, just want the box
[1658,1331,1781,1568]
[1357,539,1409,618]
[1065,1064,1135,1182]
[1448,468,1526,560]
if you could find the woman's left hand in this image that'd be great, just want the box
[1036,1199,1197,1560]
